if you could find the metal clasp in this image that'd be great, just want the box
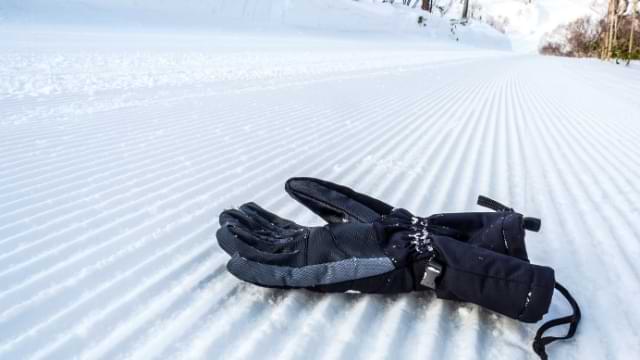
[420,260,443,289]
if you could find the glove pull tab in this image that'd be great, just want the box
[532,282,581,360]
[477,195,542,232]
[477,195,513,212]
[523,217,542,232]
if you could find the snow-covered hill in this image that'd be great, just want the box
[0,0,510,49]
[1,0,615,52]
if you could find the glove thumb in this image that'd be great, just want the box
[285,177,393,224]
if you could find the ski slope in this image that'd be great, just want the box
[2,25,640,360]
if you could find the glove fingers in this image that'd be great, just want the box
[218,222,303,266]
[216,226,300,265]
[227,225,297,254]
[233,236,302,266]
[239,202,301,232]
[227,253,395,288]
[218,224,294,258]
[219,209,280,254]
[285,177,393,224]
[217,226,238,255]
[219,208,260,231]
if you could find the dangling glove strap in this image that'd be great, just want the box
[532,282,581,359]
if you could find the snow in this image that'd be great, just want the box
[2,1,640,360]
[0,0,511,49]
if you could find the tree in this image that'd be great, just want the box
[422,0,433,12]
[628,0,638,64]
[461,0,470,21]
[603,0,618,59]
[540,16,602,57]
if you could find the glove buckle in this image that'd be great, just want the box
[420,259,443,289]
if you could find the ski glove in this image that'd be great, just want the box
[216,178,580,359]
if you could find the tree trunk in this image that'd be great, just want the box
[422,0,432,12]
[602,0,612,58]
[629,0,638,64]
[462,0,470,21]
[613,10,620,59]
[607,0,619,59]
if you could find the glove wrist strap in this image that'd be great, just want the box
[532,282,581,359]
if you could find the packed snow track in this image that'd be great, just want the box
[1,30,640,360]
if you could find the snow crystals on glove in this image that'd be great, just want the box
[409,216,433,254]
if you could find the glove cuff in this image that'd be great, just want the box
[429,235,555,322]
[517,264,555,322]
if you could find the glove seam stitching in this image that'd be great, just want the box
[304,229,310,266]
[326,225,350,259]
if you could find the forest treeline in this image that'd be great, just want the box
[540,0,639,64]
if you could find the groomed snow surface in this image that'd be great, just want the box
[2,2,640,360]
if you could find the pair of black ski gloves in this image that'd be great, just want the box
[216,178,580,359]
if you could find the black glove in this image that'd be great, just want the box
[216,177,580,359]
[284,177,541,261]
